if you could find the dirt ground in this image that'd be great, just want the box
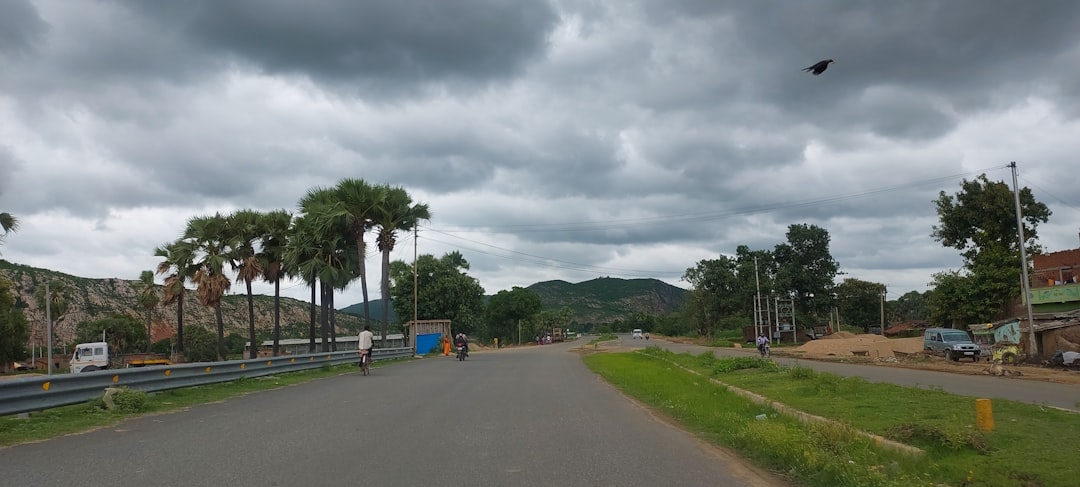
[665,333,1080,385]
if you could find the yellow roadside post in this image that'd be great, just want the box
[975,398,994,431]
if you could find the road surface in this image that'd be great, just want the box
[0,342,786,487]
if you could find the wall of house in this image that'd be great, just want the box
[1032,248,1080,287]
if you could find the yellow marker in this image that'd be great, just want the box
[240,363,246,369]
[290,358,296,363]
[266,361,272,366]
[112,375,120,383]
[164,370,171,377]
[205,367,212,373]
[975,398,994,431]
[42,381,50,391]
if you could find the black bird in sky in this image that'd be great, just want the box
[802,59,834,75]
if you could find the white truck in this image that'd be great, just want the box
[70,342,171,373]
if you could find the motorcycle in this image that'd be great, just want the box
[758,342,770,358]
[457,344,468,361]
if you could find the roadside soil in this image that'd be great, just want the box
[663,334,1080,385]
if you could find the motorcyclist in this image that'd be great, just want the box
[756,334,770,356]
[454,332,469,357]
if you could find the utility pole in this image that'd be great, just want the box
[413,226,418,327]
[46,281,53,375]
[1010,162,1038,357]
[879,287,886,335]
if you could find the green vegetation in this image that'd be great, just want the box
[0,362,374,447]
[586,348,1080,487]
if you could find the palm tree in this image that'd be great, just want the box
[284,213,322,353]
[260,210,292,356]
[372,185,431,346]
[185,213,233,361]
[227,209,264,359]
[332,178,381,332]
[134,270,160,352]
[0,212,17,253]
[155,239,196,353]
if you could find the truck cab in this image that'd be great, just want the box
[71,342,109,373]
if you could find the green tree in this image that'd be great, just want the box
[891,291,931,323]
[292,190,356,352]
[0,279,29,366]
[226,209,265,359]
[928,270,983,327]
[75,313,148,354]
[181,325,219,363]
[834,278,886,332]
[259,209,292,356]
[484,286,541,344]
[389,252,484,336]
[773,224,839,324]
[185,213,233,361]
[155,239,196,353]
[332,178,381,332]
[931,174,1051,319]
[372,185,430,346]
[0,212,17,254]
[682,256,739,337]
[133,270,160,352]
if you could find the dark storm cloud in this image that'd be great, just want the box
[120,0,558,95]
[640,0,1080,135]
[0,0,47,58]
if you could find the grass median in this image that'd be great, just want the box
[584,347,1080,487]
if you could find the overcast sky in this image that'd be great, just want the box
[2,0,1080,307]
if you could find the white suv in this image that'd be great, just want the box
[632,329,643,339]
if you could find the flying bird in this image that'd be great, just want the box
[802,59,834,75]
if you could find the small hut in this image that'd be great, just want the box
[406,319,452,355]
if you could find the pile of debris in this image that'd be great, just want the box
[788,333,923,359]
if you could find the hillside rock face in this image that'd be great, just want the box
[0,261,357,346]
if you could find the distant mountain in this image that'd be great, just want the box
[526,277,687,324]
[339,300,397,323]
[333,278,687,326]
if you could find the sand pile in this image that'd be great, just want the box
[791,334,923,358]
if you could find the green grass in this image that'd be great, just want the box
[587,333,618,345]
[0,362,385,447]
[589,347,1080,487]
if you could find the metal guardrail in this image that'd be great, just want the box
[0,347,413,417]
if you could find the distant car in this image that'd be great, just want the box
[632,329,643,339]
[13,361,33,371]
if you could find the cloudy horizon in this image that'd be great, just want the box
[2,0,1079,308]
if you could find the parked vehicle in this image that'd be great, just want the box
[632,329,643,339]
[551,327,565,342]
[969,320,1022,363]
[70,342,171,373]
[923,328,981,362]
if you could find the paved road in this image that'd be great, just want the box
[625,336,1080,412]
[0,342,784,487]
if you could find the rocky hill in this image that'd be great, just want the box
[0,260,361,347]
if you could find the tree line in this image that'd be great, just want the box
[678,174,1050,337]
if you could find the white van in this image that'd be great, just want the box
[632,329,643,339]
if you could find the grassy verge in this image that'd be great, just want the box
[585,348,1080,487]
[0,362,382,447]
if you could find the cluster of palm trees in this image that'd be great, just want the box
[152,179,430,361]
